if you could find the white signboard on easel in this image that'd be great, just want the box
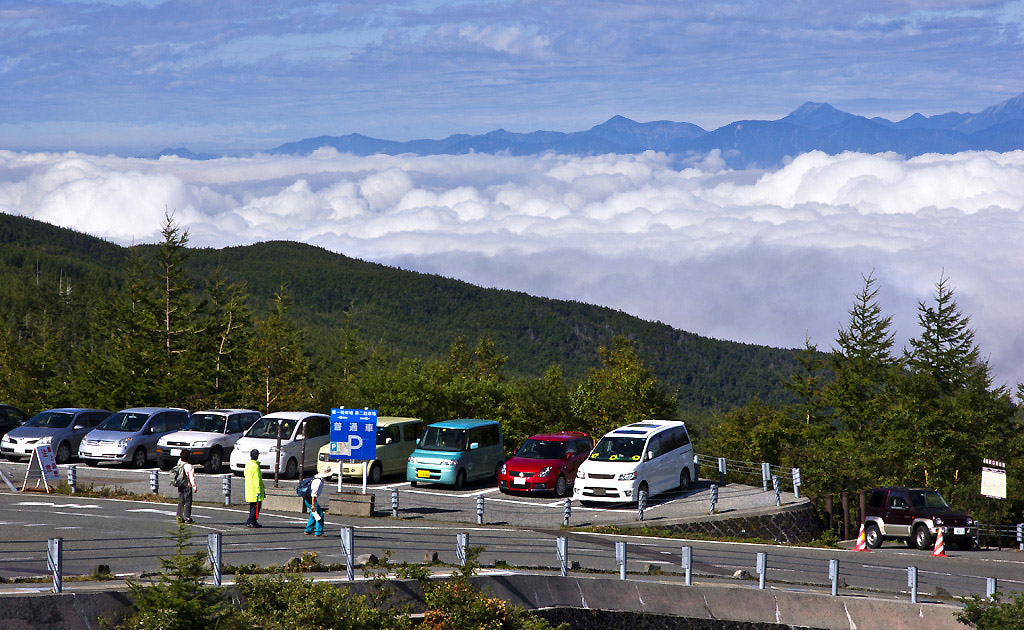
[981,458,1007,500]
[22,444,60,493]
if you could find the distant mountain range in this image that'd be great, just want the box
[153,93,1024,168]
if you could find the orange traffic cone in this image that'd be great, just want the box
[931,529,948,557]
[853,523,870,552]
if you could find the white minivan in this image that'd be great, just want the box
[573,420,695,505]
[229,411,330,478]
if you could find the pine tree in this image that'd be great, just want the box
[245,287,310,413]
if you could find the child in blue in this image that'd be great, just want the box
[304,470,330,536]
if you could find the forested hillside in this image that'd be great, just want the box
[0,212,800,414]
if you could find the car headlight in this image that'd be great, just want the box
[269,446,279,452]
[618,472,637,481]
[576,470,586,479]
[500,463,507,475]
[116,438,131,449]
[37,436,52,445]
[2,435,12,444]
[538,466,552,477]
[319,453,330,462]
[191,441,207,448]
[967,518,975,526]
[933,517,943,526]
[437,459,458,467]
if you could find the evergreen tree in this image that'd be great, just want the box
[203,271,253,407]
[245,286,310,413]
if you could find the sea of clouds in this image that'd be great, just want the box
[2,148,1023,390]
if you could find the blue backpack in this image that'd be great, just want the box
[296,477,313,500]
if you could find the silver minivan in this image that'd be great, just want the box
[1,408,110,464]
[78,407,190,468]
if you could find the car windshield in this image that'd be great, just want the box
[419,427,467,452]
[246,417,297,439]
[588,436,644,462]
[97,412,148,433]
[909,490,951,510]
[184,414,228,433]
[24,412,75,429]
[515,439,567,460]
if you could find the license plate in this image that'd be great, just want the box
[513,477,527,486]
[169,448,180,457]
[592,488,607,496]
[954,527,966,535]
[417,469,430,478]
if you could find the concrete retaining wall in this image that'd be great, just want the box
[618,502,824,544]
[0,574,966,630]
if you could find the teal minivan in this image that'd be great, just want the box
[406,419,504,490]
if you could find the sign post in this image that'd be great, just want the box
[981,458,1007,549]
[22,445,60,492]
[329,408,377,494]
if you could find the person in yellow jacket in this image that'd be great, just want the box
[244,449,266,528]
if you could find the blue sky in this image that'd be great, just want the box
[2,0,1023,153]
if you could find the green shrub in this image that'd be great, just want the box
[957,593,1024,629]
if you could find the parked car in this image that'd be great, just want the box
[863,486,978,550]
[317,416,422,483]
[498,431,593,497]
[156,409,261,473]
[0,404,29,438]
[1,408,110,464]
[78,407,189,468]
[406,419,504,490]
[574,420,695,505]
[229,411,330,478]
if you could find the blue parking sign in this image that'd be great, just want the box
[329,408,377,461]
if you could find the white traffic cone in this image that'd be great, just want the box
[931,529,948,557]
[854,523,870,551]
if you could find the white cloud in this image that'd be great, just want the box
[2,147,1023,390]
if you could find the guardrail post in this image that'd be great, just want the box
[392,488,399,518]
[1017,523,1023,551]
[693,454,700,480]
[718,457,726,485]
[616,541,627,580]
[207,532,222,586]
[756,552,766,590]
[340,526,354,581]
[456,532,468,567]
[907,566,918,603]
[47,537,63,593]
[149,470,159,494]
[476,495,485,525]
[828,559,839,596]
[772,475,781,506]
[67,465,77,494]
[562,497,571,526]
[556,536,568,577]
[681,546,692,586]
[221,475,231,506]
[637,488,647,521]
[986,577,997,599]
[761,463,770,491]
[709,484,719,514]
[792,468,801,499]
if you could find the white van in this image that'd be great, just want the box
[573,420,695,505]
[229,411,330,478]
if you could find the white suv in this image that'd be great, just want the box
[156,409,261,473]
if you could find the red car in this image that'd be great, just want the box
[498,431,593,497]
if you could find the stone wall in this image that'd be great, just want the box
[535,608,823,630]
[617,501,824,543]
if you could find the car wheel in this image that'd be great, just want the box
[454,469,466,490]
[914,525,933,550]
[204,448,223,474]
[55,442,72,465]
[499,487,509,494]
[679,468,691,491]
[368,461,382,484]
[552,475,568,497]
[410,479,418,487]
[131,447,147,469]
[865,523,883,549]
[85,459,99,467]
[493,461,503,483]
[284,458,299,479]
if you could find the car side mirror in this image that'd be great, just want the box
[385,437,393,445]
[646,450,654,461]
[469,442,480,450]
[565,451,575,459]
[73,425,85,430]
[415,438,420,445]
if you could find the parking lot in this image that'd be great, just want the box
[0,458,798,529]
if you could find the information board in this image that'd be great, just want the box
[981,458,1007,500]
[329,408,377,461]
[22,444,60,492]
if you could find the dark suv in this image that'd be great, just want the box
[863,486,977,550]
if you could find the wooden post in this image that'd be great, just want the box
[824,495,834,530]
[841,492,850,541]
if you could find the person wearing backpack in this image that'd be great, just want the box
[174,450,197,524]
[244,449,265,528]
[302,469,329,536]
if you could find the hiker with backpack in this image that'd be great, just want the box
[171,450,197,524]
[300,469,330,536]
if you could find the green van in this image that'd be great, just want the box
[406,419,504,490]
[317,416,422,483]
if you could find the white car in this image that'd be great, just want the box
[573,420,695,505]
[229,411,330,478]
[155,409,261,473]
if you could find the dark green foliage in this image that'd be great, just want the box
[958,593,1024,630]
[118,523,243,630]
